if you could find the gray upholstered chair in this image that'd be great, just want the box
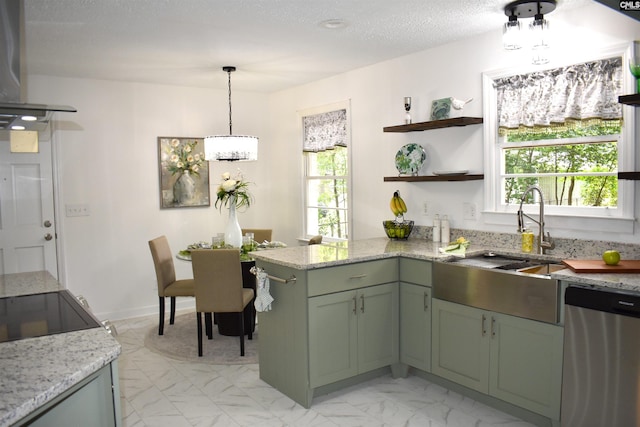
[148,236,194,335]
[309,235,323,245]
[241,228,272,243]
[191,249,254,357]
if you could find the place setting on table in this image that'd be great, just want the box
[176,233,287,262]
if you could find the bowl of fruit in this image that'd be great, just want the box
[384,190,413,239]
[383,220,414,240]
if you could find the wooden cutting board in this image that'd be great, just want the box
[562,259,640,273]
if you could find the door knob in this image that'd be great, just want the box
[44,233,53,241]
[44,220,52,228]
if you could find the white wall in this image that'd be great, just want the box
[27,2,640,320]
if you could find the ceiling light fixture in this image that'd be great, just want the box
[204,66,258,162]
[503,0,556,64]
[318,19,348,30]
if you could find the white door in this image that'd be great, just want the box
[0,133,57,277]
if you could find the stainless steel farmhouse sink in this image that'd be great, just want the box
[433,254,564,324]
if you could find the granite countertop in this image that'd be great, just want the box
[251,237,640,293]
[0,271,121,427]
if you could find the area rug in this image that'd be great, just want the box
[144,312,258,364]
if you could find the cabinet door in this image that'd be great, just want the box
[400,282,431,371]
[309,290,358,387]
[358,283,399,373]
[489,313,563,420]
[431,298,490,393]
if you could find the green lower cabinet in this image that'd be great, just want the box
[309,283,398,388]
[399,282,431,371]
[432,298,563,420]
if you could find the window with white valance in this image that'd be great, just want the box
[482,47,634,229]
[301,102,351,241]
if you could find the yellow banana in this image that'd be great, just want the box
[393,190,407,215]
[396,193,407,213]
[390,191,402,216]
[389,197,400,216]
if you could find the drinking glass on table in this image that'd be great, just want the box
[212,233,224,248]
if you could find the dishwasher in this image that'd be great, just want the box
[561,285,640,427]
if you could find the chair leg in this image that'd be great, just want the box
[197,312,203,357]
[205,313,213,339]
[239,312,245,356]
[158,297,165,335]
[170,296,176,324]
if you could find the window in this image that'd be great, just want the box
[483,52,634,223]
[301,102,351,241]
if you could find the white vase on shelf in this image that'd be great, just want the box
[225,197,242,248]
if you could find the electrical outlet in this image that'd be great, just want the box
[66,204,90,217]
[463,202,477,220]
[422,201,429,216]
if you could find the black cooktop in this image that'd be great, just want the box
[0,290,101,343]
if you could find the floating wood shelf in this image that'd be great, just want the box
[383,174,484,182]
[618,94,640,106]
[618,172,640,180]
[383,117,483,133]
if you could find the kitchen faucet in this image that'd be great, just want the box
[517,185,555,255]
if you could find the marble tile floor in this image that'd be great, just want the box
[114,313,535,427]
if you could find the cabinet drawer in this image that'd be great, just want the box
[399,258,432,286]
[308,259,398,297]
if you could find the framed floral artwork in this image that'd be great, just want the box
[158,136,210,209]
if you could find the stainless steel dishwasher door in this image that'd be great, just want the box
[561,286,640,427]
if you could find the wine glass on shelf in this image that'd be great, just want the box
[404,97,412,124]
[629,59,640,94]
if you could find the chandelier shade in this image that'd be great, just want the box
[204,66,258,162]
[204,135,258,161]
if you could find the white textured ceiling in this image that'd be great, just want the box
[22,0,594,93]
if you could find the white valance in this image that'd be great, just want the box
[302,109,347,152]
[494,57,623,135]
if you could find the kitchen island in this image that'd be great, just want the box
[0,271,122,427]
[251,237,640,426]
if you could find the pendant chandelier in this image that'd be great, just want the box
[204,66,258,161]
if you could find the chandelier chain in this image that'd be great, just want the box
[227,69,233,135]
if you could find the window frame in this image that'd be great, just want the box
[299,100,352,242]
[482,44,636,233]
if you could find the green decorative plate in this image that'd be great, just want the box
[395,143,427,176]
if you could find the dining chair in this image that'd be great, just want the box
[148,236,195,335]
[191,249,254,357]
[241,228,272,243]
[309,235,323,245]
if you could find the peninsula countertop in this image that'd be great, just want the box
[251,237,640,293]
[0,271,121,427]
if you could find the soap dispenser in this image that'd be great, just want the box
[521,225,534,253]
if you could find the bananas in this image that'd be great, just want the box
[390,190,408,217]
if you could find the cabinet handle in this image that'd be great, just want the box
[491,317,496,338]
[349,274,367,279]
[481,314,487,336]
[424,292,429,311]
[360,294,365,313]
[352,296,357,315]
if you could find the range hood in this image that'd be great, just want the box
[0,0,75,131]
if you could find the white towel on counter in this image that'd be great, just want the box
[251,266,274,312]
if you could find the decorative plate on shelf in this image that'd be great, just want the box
[433,170,469,176]
[395,143,427,176]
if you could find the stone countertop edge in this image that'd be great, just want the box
[0,272,121,427]
[251,237,640,292]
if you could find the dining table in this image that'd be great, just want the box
[176,240,286,337]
